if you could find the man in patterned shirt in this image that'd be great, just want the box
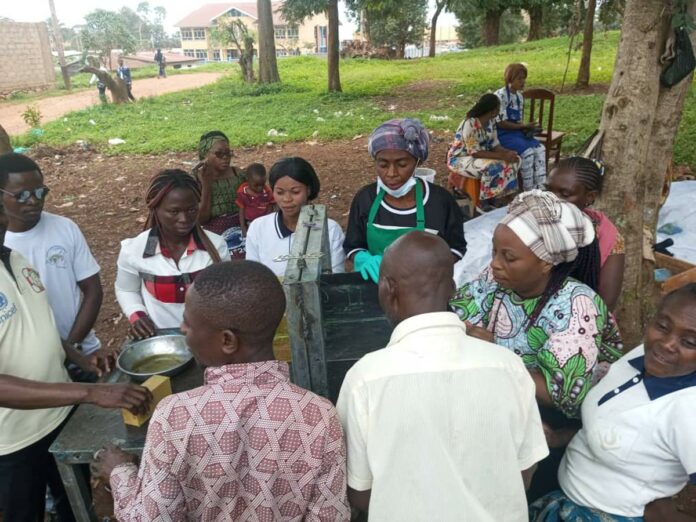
[94,260,350,521]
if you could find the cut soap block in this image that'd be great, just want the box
[121,375,172,427]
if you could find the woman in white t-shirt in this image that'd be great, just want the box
[529,284,696,522]
[245,157,345,277]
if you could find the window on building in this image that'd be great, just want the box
[183,49,195,57]
[181,29,193,40]
[287,26,299,39]
[213,50,221,61]
[275,26,287,39]
[226,49,239,60]
[195,49,207,59]
[194,28,206,40]
[226,8,245,17]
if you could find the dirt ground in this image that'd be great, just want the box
[0,73,224,135]
[32,136,452,349]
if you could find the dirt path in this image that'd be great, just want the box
[0,72,224,136]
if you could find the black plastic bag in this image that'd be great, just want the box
[661,28,696,87]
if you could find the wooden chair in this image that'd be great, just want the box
[523,88,565,169]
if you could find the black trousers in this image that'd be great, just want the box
[0,421,75,522]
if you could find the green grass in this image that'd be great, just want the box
[10,32,696,167]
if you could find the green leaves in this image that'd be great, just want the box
[536,349,559,372]
[527,326,549,351]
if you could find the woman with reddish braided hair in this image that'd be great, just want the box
[546,157,626,310]
[115,169,230,339]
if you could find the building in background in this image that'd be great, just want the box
[175,2,328,61]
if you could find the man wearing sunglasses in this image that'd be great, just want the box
[0,154,152,521]
[1,153,106,383]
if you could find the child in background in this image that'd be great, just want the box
[236,163,275,236]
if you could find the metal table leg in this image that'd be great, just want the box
[55,459,96,522]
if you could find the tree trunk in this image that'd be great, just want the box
[482,9,503,46]
[0,124,12,155]
[396,42,405,59]
[257,0,280,84]
[48,0,71,90]
[527,5,544,41]
[81,66,130,104]
[576,0,597,88]
[597,0,695,348]
[429,1,445,58]
[327,0,342,92]
[361,10,371,45]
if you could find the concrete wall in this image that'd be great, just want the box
[0,21,55,93]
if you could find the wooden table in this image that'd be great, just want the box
[49,355,204,521]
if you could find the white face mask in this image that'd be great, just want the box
[377,176,417,199]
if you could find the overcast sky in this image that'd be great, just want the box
[1,1,458,41]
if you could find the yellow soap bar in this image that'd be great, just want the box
[122,375,172,427]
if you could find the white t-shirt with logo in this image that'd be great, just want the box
[5,212,101,353]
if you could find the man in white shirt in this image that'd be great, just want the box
[1,153,103,380]
[0,161,151,521]
[336,231,548,521]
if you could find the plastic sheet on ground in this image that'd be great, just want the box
[453,181,696,287]
[657,180,696,265]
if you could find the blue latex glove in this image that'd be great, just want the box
[354,251,383,283]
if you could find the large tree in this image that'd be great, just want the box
[597,0,695,346]
[429,0,453,57]
[366,0,428,58]
[282,0,342,92]
[576,0,597,88]
[453,5,527,48]
[257,0,281,83]
[80,9,137,68]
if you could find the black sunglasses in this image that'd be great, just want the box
[213,150,233,159]
[0,186,50,204]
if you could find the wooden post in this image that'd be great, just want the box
[48,0,71,90]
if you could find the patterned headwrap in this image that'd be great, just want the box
[500,190,595,266]
[367,118,430,162]
[198,131,229,160]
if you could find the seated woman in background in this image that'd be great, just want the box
[245,157,346,277]
[193,130,244,235]
[546,157,625,311]
[530,284,696,522]
[450,190,623,500]
[495,63,547,190]
[115,170,230,339]
[345,118,466,283]
[448,93,521,213]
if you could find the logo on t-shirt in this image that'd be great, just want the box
[46,245,68,268]
[0,292,17,327]
[22,267,45,293]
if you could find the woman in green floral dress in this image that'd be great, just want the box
[450,190,623,501]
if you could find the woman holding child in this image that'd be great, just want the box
[194,130,244,235]
[344,118,466,283]
[245,156,346,277]
[115,170,230,340]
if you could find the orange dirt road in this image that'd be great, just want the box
[1,72,224,136]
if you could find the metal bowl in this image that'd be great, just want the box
[117,334,193,382]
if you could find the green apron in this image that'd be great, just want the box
[366,181,425,255]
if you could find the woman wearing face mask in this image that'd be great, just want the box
[343,118,467,283]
